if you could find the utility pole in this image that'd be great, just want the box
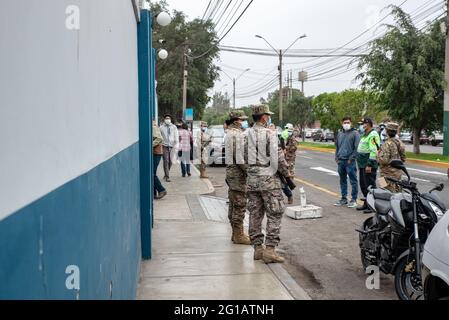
[233,78,236,109]
[444,0,449,155]
[182,41,188,119]
[290,70,293,101]
[279,50,283,124]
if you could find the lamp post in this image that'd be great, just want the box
[221,68,250,109]
[255,34,306,125]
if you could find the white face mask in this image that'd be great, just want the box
[342,123,351,131]
[165,119,171,125]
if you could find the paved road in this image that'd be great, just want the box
[297,149,449,208]
[206,149,448,300]
[305,138,444,155]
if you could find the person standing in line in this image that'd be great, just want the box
[377,122,406,192]
[280,123,299,204]
[159,114,179,182]
[334,116,360,208]
[178,123,193,178]
[356,117,381,214]
[225,110,251,245]
[153,121,167,199]
[245,105,290,264]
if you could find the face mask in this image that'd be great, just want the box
[288,132,293,137]
[343,124,351,131]
[267,117,272,126]
[201,128,207,133]
[359,125,365,134]
[165,119,171,125]
[241,121,249,130]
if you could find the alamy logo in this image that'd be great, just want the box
[365,265,380,290]
[65,265,80,291]
[66,5,80,30]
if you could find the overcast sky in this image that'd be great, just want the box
[164,0,445,107]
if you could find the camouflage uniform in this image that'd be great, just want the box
[246,106,290,248]
[225,111,248,229]
[198,122,212,177]
[377,122,406,192]
[284,130,300,177]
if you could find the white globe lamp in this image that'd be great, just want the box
[158,49,168,60]
[157,12,171,27]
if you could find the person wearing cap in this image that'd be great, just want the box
[356,117,381,213]
[245,105,290,263]
[225,110,251,245]
[377,122,406,192]
[282,124,300,204]
[159,114,179,182]
[281,123,293,142]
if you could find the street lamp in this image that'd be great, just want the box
[158,49,168,60]
[255,34,307,125]
[222,68,251,109]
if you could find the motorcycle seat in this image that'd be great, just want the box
[372,189,393,201]
[375,199,391,215]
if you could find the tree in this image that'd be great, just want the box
[312,89,382,136]
[151,1,220,121]
[211,91,231,114]
[357,6,445,154]
[285,92,314,141]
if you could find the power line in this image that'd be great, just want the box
[218,0,254,42]
[202,0,214,21]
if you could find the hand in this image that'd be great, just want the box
[365,167,372,174]
[347,159,352,165]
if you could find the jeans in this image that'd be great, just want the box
[282,186,293,198]
[359,167,377,198]
[153,154,166,195]
[337,160,358,201]
[179,151,191,177]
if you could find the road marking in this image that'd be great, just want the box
[408,167,447,177]
[299,156,313,160]
[412,177,431,183]
[310,167,339,176]
[294,178,339,198]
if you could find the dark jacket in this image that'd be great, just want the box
[335,128,360,162]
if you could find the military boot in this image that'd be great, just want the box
[232,226,251,245]
[262,246,285,264]
[254,245,264,261]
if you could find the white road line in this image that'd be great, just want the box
[412,177,431,183]
[310,167,339,176]
[299,156,313,160]
[408,168,447,177]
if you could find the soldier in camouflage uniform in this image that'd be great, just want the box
[377,122,406,192]
[198,121,212,179]
[245,105,291,264]
[284,127,301,178]
[225,110,251,245]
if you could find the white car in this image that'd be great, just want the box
[430,131,444,147]
[422,210,449,300]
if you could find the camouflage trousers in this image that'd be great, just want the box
[228,190,247,228]
[247,189,285,247]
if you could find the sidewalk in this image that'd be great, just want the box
[137,164,309,300]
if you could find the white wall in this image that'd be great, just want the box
[0,0,139,220]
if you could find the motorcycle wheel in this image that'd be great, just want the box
[394,256,424,300]
[360,217,376,270]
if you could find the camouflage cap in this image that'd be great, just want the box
[252,104,274,116]
[386,122,399,131]
[229,110,248,120]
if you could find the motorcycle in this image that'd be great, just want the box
[357,160,447,300]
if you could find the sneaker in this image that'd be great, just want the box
[347,200,357,208]
[334,199,348,207]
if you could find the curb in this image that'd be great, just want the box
[268,264,312,300]
[191,165,216,196]
[300,145,449,169]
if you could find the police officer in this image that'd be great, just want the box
[225,110,251,245]
[377,122,406,192]
[245,105,290,264]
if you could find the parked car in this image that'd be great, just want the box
[422,209,449,300]
[420,133,430,145]
[430,131,444,147]
[400,131,413,144]
[324,131,335,142]
[305,128,317,139]
[207,125,226,166]
[312,130,324,142]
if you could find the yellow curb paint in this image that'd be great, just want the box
[294,177,365,206]
[300,145,449,169]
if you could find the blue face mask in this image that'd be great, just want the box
[241,121,249,129]
[359,125,365,134]
[267,117,272,126]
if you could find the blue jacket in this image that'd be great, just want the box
[335,128,360,161]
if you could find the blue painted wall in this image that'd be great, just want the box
[0,143,141,299]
